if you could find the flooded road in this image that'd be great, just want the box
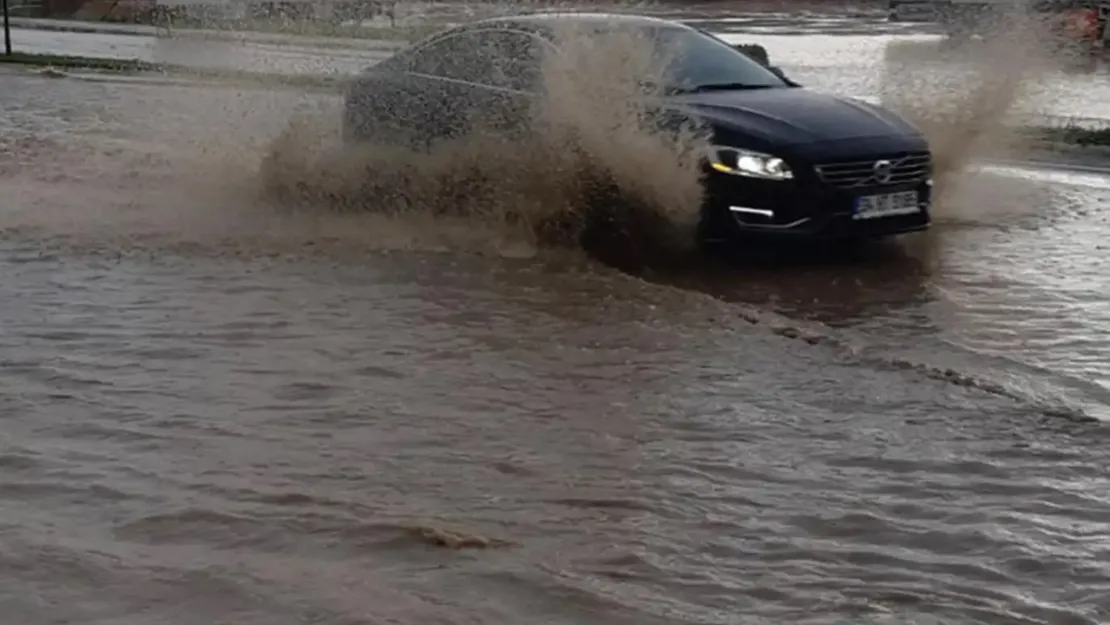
[2,24,1110,625]
[7,10,1110,125]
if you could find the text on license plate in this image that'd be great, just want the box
[853,191,921,220]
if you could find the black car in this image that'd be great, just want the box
[343,12,934,246]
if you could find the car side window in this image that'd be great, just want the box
[406,32,498,83]
[482,31,546,93]
[404,29,546,92]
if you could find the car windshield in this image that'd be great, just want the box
[651,27,789,91]
[567,24,790,93]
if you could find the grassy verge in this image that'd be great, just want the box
[177,18,445,43]
[5,52,1110,150]
[0,52,351,89]
[165,27,419,50]
[9,16,441,46]
[8,16,437,49]
[1022,125,1110,148]
[0,52,162,72]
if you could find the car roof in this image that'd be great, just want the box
[456,11,692,37]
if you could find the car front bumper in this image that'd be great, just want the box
[698,168,933,243]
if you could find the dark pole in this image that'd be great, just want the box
[2,0,11,56]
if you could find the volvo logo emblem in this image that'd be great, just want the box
[873,159,894,184]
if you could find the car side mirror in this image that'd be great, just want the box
[732,43,794,83]
[733,43,770,66]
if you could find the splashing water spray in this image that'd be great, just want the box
[873,4,1077,264]
[879,5,1074,206]
[258,8,712,266]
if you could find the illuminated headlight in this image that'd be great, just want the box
[706,146,793,181]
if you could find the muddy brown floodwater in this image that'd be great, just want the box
[1,60,1110,625]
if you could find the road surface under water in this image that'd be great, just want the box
[2,29,1110,625]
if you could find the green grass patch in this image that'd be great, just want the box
[165,17,444,43]
[1024,125,1110,147]
[9,16,438,49]
[0,52,161,72]
[0,51,351,90]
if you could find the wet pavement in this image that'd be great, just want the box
[3,12,1110,625]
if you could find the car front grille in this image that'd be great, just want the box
[813,151,932,189]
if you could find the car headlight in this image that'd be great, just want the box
[706,146,793,181]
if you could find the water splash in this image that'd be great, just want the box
[880,10,1074,208]
[257,15,712,267]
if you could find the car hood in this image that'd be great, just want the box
[667,87,925,152]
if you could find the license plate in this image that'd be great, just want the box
[853,190,921,220]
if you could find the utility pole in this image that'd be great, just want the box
[2,0,11,56]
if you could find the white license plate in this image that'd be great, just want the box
[853,191,921,220]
